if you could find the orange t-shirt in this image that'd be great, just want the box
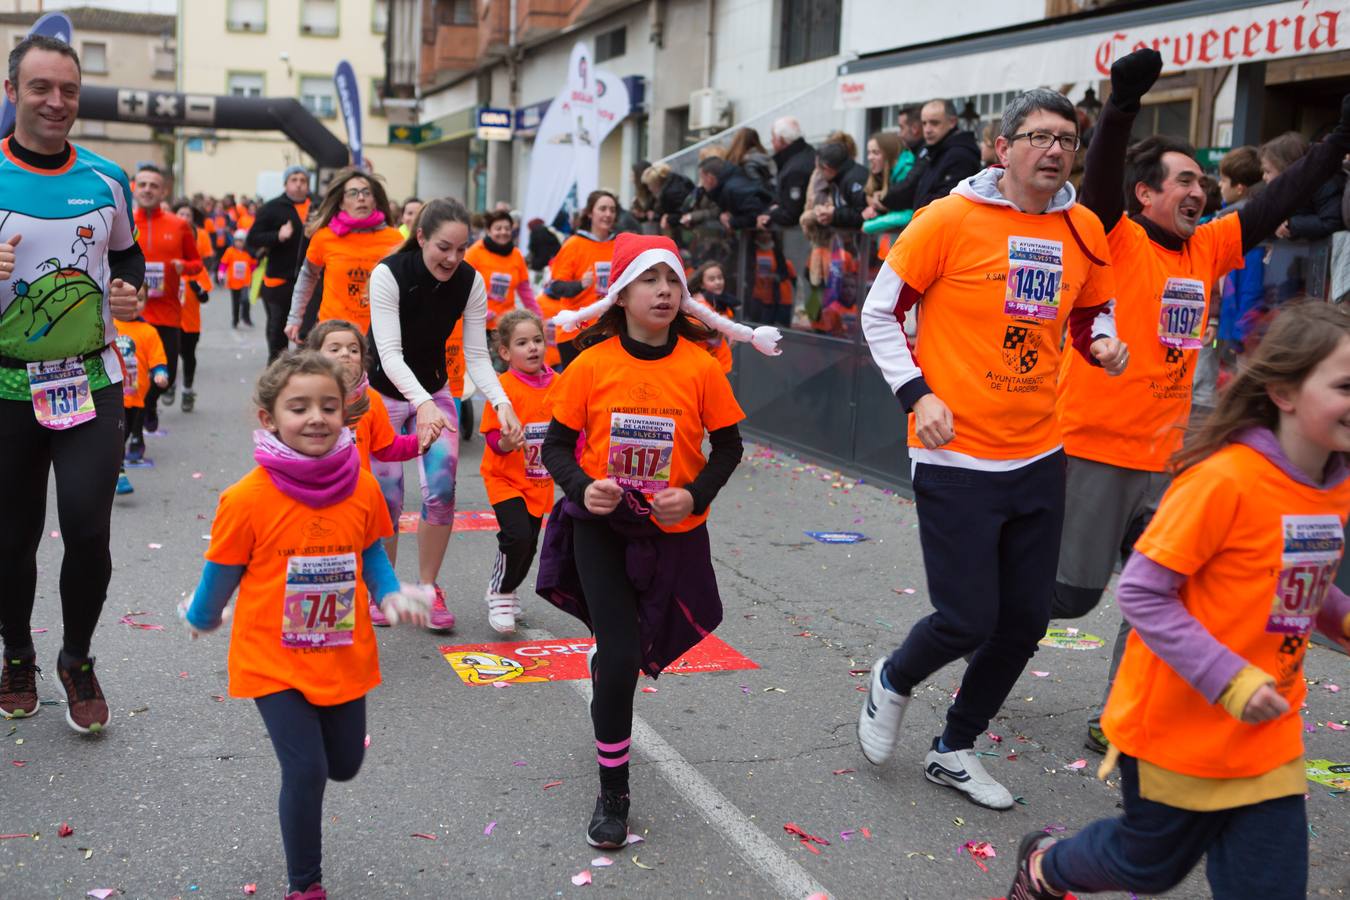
[548,335,745,533]
[480,370,556,517]
[1058,213,1244,472]
[443,319,466,398]
[547,235,615,343]
[537,294,563,368]
[136,208,201,328]
[353,388,397,471]
[179,269,212,334]
[1103,442,1350,779]
[220,246,257,291]
[692,294,733,374]
[465,241,531,332]
[195,227,213,263]
[112,318,166,409]
[885,194,1116,460]
[204,466,393,706]
[305,225,403,330]
[752,250,794,308]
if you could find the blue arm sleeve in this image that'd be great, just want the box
[186,562,244,630]
[362,540,399,605]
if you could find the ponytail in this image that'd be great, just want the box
[395,198,471,255]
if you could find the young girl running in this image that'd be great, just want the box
[480,310,555,634]
[1008,301,1350,900]
[537,234,780,847]
[687,261,737,374]
[544,190,618,368]
[305,320,424,626]
[181,352,429,900]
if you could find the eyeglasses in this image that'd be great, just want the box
[1009,131,1082,152]
[343,187,374,199]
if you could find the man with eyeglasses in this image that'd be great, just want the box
[857,88,1128,809]
[1051,49,1350,754]
[247,164,312,361]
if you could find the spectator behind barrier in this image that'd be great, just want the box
[910,98,982,209]
[862,131,915,237]
[697,156,773,232]
[1260,131,1346,241]
[641,163,695,234]
[1214,146,1267,371]
[726,127,777,191]
[762,116,816,229]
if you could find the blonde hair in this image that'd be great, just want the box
[252,351,349,416]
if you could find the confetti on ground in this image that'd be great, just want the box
[641,686,658,693]
[571,869,592,886]
[861,827,871,839]
[894,588,917,595]
[11,760,25,767]
[81,847,92,860]
[1032,671,1050,677]
[784,822,830,854]
[117,612,164,631]
[484,821,496,836]
[1043,824,1067,834]
[243,885,257,896]
[959,840,997,872]
[543,780,563,790]
[364,734,371,748]
[87,891,119,899]
[805,531,867,544]
[192,472,203,479]
[147,543,163,550]
[0,834,33,839]
[1066,759,1088,770]
[626,833,644,845]
[50,531,59,538]
[410,832,437,840]
[591,856,613,867]
[1328,722,1347,732]
[512,760,527,766]
[58,823,73,837]
[631,855,653,869]
[832,768,856,775]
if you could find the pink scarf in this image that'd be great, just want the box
[253,428,359,508]
[329,210,387,237]
[509,366,555,390]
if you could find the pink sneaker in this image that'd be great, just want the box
[285,884,327,900]
[369,600,390,628]
[427,584,456,633]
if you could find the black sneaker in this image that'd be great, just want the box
[180,390,195,413]
[0,653,40,718]
[1007,831,1064,900]
[144,407,159,435]
[55,654,109,734]
[586,790,630,849]
[125,436,145,463]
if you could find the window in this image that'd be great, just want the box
[228,71,265,98]
[1131,99,1194,144]
[778,0,840,68]
[438,0,474,26]
[227,0,267,32]
[595,27,626,63]
[301,0,339,37]
[373,0,389,33]
[152,45,175,77]
[300,75,337,118]
[82,41,107,74]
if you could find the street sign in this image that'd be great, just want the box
[476,107,513,141]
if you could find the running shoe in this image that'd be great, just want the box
[857,658,909,765]
[55,655,110,734]
[586,790,630,849]
[284,884,327,900]
[0,653,40,719]
[116,471,133,495]
[486,589,517,634]
[1007,831,1065,899]
[125,437,145,463]
[369,600,390,627]
[426,584,456,633]
[923,737,1014,809]
[161,386,175,407]
[180,390,195,413]
[144,407,159,435]
[1085,718,1109,754]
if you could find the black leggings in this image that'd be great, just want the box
[123,405,144,446]
[180,331,200,390]
[572,518,642,751]
[489,498,542,594]
[231,287,252,326]
[144,324,180,411]
[255,690,366,892]
[0,385,124,658]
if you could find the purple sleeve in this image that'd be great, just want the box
[516,280,543,316]
[371,433,420,463]
[1116,552,1249,703]
[1317,584,1350,643]
[485,429,507,455]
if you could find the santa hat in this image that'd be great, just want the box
[551,233,781,356]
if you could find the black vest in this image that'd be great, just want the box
[368,249,475,400]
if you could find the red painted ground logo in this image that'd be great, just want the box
[440,634,758,686]
[399,510,499,533]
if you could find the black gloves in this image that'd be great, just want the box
[1330,94,1350,151]
[1109,48,1163,112]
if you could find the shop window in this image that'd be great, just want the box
[227,0,267,32]
[301,0,339,37]
[438,0,474,26]
[596,27,626,63]
[778,0,840,68]
[300,76,337,118]
[81,41,107,74]
[1132,99,1194,144]
[228,72,265,98]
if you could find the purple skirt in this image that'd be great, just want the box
[535,492,723,677]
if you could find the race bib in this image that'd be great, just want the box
[1158,277,1207,349]
[115,335,137,399]
[27,358,95,430]
[232,261,247,281]
[756,255,773,277]
[1003,237,1063,320]
[607,413,675,493]
[489,272,512,301]
[281,553,358,649]
[145,261,165,298]
[523,421,549,480]
[1270,515,1343,634]
[594,261,612,295]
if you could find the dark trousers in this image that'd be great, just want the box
[179,331,199,390]
[884,452,1065,749]
[489,497,543,594]
[261,281,294,363]
[572,517,642,753]
[1044,755,1307,898]
[230,287,252,326]
[255,690,366,893]
[0,385,123,659]
[123,405,145,446]
[144,324,180,415]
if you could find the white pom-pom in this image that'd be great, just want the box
[750,326,783,356]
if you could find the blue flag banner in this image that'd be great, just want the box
[1,13,74,137]
[333,60,363,169]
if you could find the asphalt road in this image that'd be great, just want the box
[3,286,1347,899]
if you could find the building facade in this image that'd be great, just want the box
[178,0,417,201]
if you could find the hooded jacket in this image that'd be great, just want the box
[822,159,870,230]
[912,129,983,210]
[708,163,773,229]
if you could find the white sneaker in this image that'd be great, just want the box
[857,658,909,765]
[486,590,517,634]
[923,738,1014,810]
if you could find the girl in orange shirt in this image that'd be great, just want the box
[463,209,542,339]
[182,352,429,900]
[174,201,213,413]
[220,231,258,328]
[543,190,617,368]
[479,310,556,633]
[688,261,736,374]
[1010,301,1350,900]
[537,234,781,849]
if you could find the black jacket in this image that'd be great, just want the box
[912,129,982,210]
[247,193,309,282]
[526,223,562,271]
[708,163,773,229]
[1287,169,1346,241]
[822,160,870,230]
[655,173,695,218]
[769,138,816,227]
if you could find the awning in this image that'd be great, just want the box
[837,0,1345,109]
